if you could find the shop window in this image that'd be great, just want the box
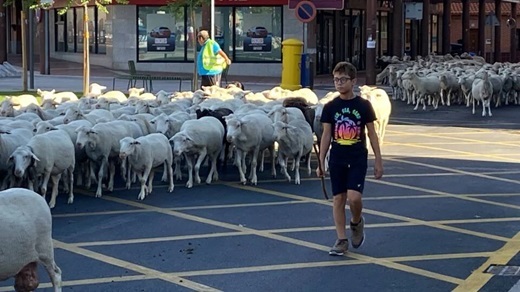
[137,6,186,61]
[136,5,283,63]
[233,6,282,62]
[55,6,105,54]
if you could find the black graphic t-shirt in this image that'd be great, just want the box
[320,96,377,164]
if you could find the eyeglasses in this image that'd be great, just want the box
[333,77,352,84]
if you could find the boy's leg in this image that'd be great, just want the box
[333,193,348,240]
[347,190,363,224]
[346,168,366,249]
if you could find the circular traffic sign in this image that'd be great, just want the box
[295,1,316,23]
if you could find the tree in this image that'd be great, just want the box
[165,0,210,91]
[4,0,128,94]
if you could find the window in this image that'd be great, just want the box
[136,5,283,63]
[55,6,106,54]
[137,6,186,61]
[98,9,107,54]
[233,6,282,62]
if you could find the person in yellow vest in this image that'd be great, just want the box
[197,30,232,87]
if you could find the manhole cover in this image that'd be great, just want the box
[485,265,520,276]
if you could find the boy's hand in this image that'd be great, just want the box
[374,158,383,179]
[316,167,324,178]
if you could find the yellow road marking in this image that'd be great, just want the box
[0,275,152,292]
[389,129,520,152]
[453,232,520,292]
[387,158,520,187]
[4,251,494,291]
[51,192,520,219]
[366,176,520,211]
[229,184,512,242]
[53,240,220,291]
[66,217,520,248]
[93,193,463,285]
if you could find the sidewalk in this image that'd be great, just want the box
[8,55,365,90]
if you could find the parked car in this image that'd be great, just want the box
[149,26,172,38]
[246,26,269,38]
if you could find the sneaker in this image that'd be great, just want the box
[329,239,349,256]
[350,216,365,249]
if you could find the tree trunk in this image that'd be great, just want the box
[191,6,197,91]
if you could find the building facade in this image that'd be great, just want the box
[2,0,520,78]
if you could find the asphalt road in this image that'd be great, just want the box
[1,89,519,292]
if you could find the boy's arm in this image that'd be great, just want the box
[366,122,383,179]
[319,123,332,170]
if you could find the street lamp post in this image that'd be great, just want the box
[82,4,89,95]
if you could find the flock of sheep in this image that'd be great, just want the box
[0,74,396,291]
[377,53,520,116]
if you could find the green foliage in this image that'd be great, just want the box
[3,0,129,14]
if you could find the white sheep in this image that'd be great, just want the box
[75,120,144,197]
[359,85,392,145]
[0,127,33,190]
[119,133,174,200]
[170,116,225,188]
[0,188,62,292]
[471,71,493,116]
[37,89,78,103]
[273,120,314,184]
[10,129,75,208]
[226,113,276,185]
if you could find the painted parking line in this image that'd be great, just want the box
[453,232,520,292]
[387,158,520,187]
[93,193,464,285]
[390,129,520,148]
[66,217,520,248]
[53,240,221,291]
[230,184,512,243]
[365,175,520,211]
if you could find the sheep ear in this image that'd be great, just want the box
[37,89,43,95]
[51,89,56,94]
[31,153,40,162]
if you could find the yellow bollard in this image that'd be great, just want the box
[280,39,303,90]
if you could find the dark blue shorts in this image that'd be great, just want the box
[329,160,368,195]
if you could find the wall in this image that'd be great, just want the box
[450,15,516,55]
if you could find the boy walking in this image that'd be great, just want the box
[316,61,384,256]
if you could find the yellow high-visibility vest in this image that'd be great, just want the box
[202,39,227,71]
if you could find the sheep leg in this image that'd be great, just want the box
[294,152,302,185]
[486,99,492,117]
[67,166,74,204]
[185,154,194,188]
[174,155,183,181]
[96,158,108,197]
[269,145,277,178]
[205,154,218,184]
[165,160,174,192]
[259,149,265,172]
[278,154,291,182]
[161,163,168,182]
[306,151,312,176]
[137,169,149,200]
[147,170,155,195]
[194,148,207,185]
[250,147,261,185]
[472,97,476,114]
[48,174,61,209]
[40,170,52,200]
[107,160,116,192]
[235,150,247,184]
[125,165,132,190]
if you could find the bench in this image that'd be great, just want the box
[112,61,193,92]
